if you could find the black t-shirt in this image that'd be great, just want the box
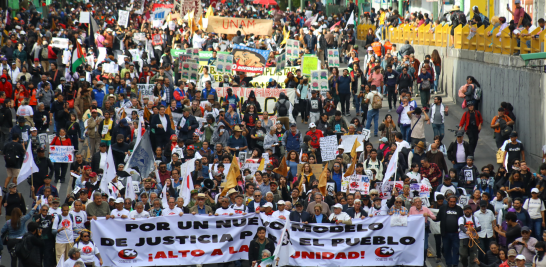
[506,224,522,245]
[444,207,461,233]
[505,142,524,164]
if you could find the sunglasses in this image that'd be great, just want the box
[371,194,378,196]
[395,201,402,204]
[82,235,90,237]
[255,195,262,197]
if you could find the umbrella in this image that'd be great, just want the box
[252,0,278,7]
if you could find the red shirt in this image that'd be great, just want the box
[306,129,324,149]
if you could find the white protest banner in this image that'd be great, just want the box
[50,38,69,49]
[138,84,155,103]
[92,214,261,266]
[320,136,337,162]
[79,12,90,23]
[119,10,130,28]
[265,217,424,266]
[92,215,424,267]
[49,146,74,163]
[340,135,366,153]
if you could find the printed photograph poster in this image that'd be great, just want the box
[231,44,269,74]
[327,49,340,67]
[310,70,329,91]
[152,34,163,45]
[49,146,74,163]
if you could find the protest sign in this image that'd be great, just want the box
[320,136,337,162]
[342,174,372,194]
[198,66,299,88]
[361,129,371,141]
[50,38,69,49]
[286,40,300,58]
[241,163,259,175]
[79,12,90,23]
[214,53,234,74]
[275,53,287,74]
[138,84,155,103]
[134,33,147,42]
[376,181,404,199]
[310,70,329,91]
[208,164,231,179]
[340,135,366,152]
[92,215,424,267]
[296,164,324,177]
[327,49,340,67]
[232,45,269,74]
[49,146,74,163]
[152,34,163,45]
[119,10,130,27]
[206,16,273,36]
[302,56,319,75]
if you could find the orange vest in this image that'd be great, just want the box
[371,42,382,57]
[384,41,393,53]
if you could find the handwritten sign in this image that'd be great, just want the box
[339,135,365,153]
[118,10,130,27]
[49,146,75,163]
[208,164,231,179]
[302,56,318,75]
[206,17,273,36]
[319,136,337,162]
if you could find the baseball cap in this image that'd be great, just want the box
[263,202,273,208]
[277,200,285,205]
[463,205,472,210]
[456,131,464,137]
[52,197,60,203]
[532,188,540,194]
[30,127,37,131]
[508,249,517,257]
[479,200,488,207]
[290,123,297,127]
[187,145,195,150]
[521,226,531,232]
[333,203,343,209]
[115,198,124,204]
[510,131,518,137]
[516,255,526,261]
[515,0,521,4]
[197,193,206,198]
[309,122,316,128]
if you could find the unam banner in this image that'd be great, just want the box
[92,214,424,266]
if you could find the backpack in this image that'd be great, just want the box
[41,47,48,59]
[4,143,20,166]
[522,11,532,25]
[473,86,482,100]
[371,92,382,110]
[456,11,467,26]
[56,213,75,229]
[278,100,288,116]
[14,234,31,260]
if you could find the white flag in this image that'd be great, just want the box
[100,145,117,195]
[135,115,144,144]
[383,147,400,186]
[274,220,295,267]
[56,253,65,267]
[345,11,355,30]
[125,176,136,201]
[17,140,39,185]
[179,159,196,206]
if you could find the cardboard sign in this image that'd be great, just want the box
[49,146,75,163]
[206,16,273,36]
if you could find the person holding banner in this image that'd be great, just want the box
[249,227,276,265]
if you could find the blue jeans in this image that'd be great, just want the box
[365,109,379,135]
[443,232,460,266]
[352,94,361,114]
[434,65,440,92]
[400,124,412,143]
[432,123,445,140]
[532,218,543,241]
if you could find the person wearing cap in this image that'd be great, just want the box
[447,130,470,180]
[436,195,464,267]
[86,106,104,155]
[457,156,479,191]
[458,100,483,156]
[499,249,519,267]
[189,193,213,215]
[272,200,290,220]
[91,79,106,109]
[289,201,311,223]
[231,194,248,215]
[524,187,545,241]
[215,195,236,216]
[458,204,482,267]
[329,203,352,224]
[305,121,323,161]
[507,0,525,28]
[508,226,538,263]
[474,199,496,261]
[107,198,130,219]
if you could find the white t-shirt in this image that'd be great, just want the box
[52,214,74,243]
[396,140,411,150]
[162,207,183,216]
[329,212,352,222]
[49,207,62,216]
[215,207,235,215]
[64,258,84,267]
[406,171,421,183]
[16,105,34,117]
[70,210,87,233]
[74,241,100,263]
[458,215,481,239]
[366,91,382,111]
[129,210,151,219]
[272,210,290,220]
[231,204,247,214]
[524,198,545,219]
[110,209,130,219]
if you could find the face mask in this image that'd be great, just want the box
[1,79,5,82]
[503,204,508,209]
[537,251,545,257]
[60,135,66,138]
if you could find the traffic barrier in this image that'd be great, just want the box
[356,23,545,55]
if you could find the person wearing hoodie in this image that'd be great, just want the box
[111,118,132,144]
[273,92,291,130]
[315,113,329,135]
[211,122,229,148]
[0,73,13,99]
[111,134,130,167]
[242,90,262,113]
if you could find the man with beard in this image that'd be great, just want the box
[368,197,389,216]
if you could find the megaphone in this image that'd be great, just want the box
[203,179,215,191]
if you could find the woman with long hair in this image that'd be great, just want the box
[351,118,363,134]
[1,201,40,267]
[365,28,376,47]
[295,163,316,191]
[328,67,341,107]
[464,76,482,110]
[431,50,441,93]
[50,128,72,183]
[73,229,103,266]
[287,150,300,182]
[504,171,525,199]
[378,114,398,144]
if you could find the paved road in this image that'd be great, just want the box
[0,83,503,266]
